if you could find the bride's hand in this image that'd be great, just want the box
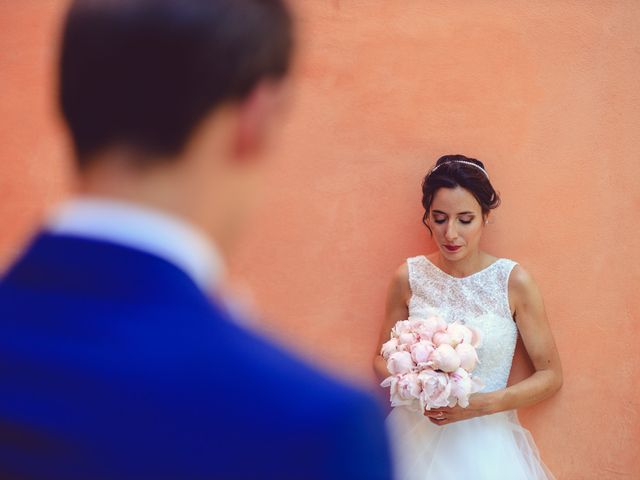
[424,392,498,426]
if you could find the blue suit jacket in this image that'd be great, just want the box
[0,233,392,479]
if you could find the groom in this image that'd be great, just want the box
[0,1,392,478]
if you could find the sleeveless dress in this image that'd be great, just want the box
[384,255,555,480]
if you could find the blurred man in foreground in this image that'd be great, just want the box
[0,1,392,478]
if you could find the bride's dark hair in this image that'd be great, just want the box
[421,154,501,234]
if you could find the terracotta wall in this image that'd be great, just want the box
[1,1,638,478]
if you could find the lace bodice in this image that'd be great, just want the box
[406,255,519,393]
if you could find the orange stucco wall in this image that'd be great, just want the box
[1,1,639,478]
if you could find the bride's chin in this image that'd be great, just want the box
[440,247,464,259]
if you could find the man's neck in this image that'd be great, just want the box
[48,194,226,292]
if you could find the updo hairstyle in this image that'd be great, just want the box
[421,154,500,234]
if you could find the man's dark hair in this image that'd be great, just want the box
[59,0,293,168]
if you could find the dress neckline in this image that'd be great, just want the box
[421,255,503,280]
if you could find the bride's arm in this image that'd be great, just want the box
[492,264,563,411]
[373,263,411,384]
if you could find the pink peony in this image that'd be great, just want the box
[411,316,446,340]
[397,373,422,402]
[418,369,451,410]
[410,341,434,365]
[387,351,414,375]
[432,331,453,347]
[449,368,473,407]
[380,375,409,408]
[449,367,484,407]
[380,376,402,407]
[455,343,479,372]
[447,322,473,347]
[430,344,461,372]
[380,373,422,408]
[412,326,434,342]
[391,320,412,337]
[380,337,400,360]
[398,331,418,346]
[429,315,448,332]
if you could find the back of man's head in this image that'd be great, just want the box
[59,0,293,169]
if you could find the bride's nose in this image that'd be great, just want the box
[444,221,458,241]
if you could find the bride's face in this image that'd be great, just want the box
[427,186,487,261]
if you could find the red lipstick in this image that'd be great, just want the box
[444,245,461,252]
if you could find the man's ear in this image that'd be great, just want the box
[233,79,288,162]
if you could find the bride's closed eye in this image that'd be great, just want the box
[432,217,474,224]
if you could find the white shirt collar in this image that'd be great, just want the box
[46,196,224,292]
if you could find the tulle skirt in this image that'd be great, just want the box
[385,407,555,480]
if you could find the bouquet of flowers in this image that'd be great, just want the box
[380,316,484,414]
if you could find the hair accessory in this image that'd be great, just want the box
[430,160,489,179]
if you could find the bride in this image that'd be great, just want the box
[374,155,562,479]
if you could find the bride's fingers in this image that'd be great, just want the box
[425,409,448,416]
[425,411,445,418]
[428,412,448,420]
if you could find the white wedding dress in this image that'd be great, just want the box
[385,255,555,480]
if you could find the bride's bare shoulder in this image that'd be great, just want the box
[388,262,411,300]
[391,261,409,283]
